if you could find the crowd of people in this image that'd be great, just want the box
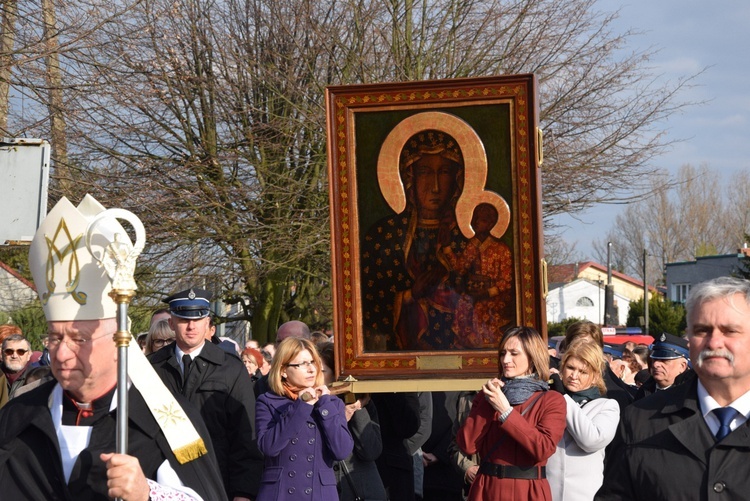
[1,196,750,500]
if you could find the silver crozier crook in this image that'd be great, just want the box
[85,209,146,501]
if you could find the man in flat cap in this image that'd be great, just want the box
[635,332,693,400]
[150,287,262,500]
[597,277,750,500]
[0,195,225,500]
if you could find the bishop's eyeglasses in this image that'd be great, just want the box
[47,331,113,353]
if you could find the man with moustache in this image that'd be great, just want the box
[597,277,750,501]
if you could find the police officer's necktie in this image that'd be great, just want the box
[182,354,192,384]
[713,407,737,441]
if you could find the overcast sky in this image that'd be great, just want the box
[551,0,750,260]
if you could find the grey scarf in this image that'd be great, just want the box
[502,374,549,405]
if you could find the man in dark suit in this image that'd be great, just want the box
[597,277,750,500]
[150,287,262,500]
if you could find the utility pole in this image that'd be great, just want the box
[604,242,616,326]
[643,249,649,335]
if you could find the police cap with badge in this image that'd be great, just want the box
[163,288,213,319]
[603,344,624,360]
[650,332,690,361]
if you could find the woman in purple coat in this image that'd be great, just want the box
[255,337,354,500]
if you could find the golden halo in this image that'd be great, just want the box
[377,112,486,214]
[376,111,509,238]
[456,190,511,239]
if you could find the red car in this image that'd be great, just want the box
[601,327,654,347]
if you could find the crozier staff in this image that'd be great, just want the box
[0,195,225,500]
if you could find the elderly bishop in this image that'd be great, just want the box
[0,195,226,501]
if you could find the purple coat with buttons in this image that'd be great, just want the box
[256,391,354,500]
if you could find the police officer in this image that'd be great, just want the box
[635,332,693,400]
[149,287,262,500]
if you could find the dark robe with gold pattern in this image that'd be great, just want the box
[361,209,467,351]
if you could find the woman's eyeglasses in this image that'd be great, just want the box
[152,338,174,348]
[3,349,28,356]
[286,360,315,369]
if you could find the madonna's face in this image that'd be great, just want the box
[412,154,458,219]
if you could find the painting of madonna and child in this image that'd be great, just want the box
[359,110,519,353]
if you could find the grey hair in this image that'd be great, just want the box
[685,277,750,319]
[2,334,30,351]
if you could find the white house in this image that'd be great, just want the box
[545,261,655,327]
[0,260,37,314]
[546,277,631,326]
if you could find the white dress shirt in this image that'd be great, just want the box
[697,379,750,436]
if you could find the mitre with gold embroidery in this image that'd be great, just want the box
[29,194,121,321]
[28,195,207,464]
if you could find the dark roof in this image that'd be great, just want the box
[547,261,655,291]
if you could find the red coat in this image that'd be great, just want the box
[456,390,566,501]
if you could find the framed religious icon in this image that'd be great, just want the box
[326,75,546,386]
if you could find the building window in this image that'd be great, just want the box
[674,283,691,303]
[576,297,594,307]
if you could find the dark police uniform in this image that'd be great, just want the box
[150,288,263,498]
[635,332,692,401]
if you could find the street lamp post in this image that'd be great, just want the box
[643,249,649,335]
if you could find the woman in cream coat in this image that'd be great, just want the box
[547,339,620,501]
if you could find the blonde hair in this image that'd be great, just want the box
[268,337,324,396]
[145,319,174,355]
[499,326,550,381]
[560,338,607,394]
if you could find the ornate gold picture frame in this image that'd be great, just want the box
[326,75,545,385]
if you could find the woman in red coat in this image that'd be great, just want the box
[457,326,566,501]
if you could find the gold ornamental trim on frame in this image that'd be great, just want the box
[326,75,544,381]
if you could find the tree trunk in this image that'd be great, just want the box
[0,0,18,134]
[251,274,288,345]
[42,0,71,194]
